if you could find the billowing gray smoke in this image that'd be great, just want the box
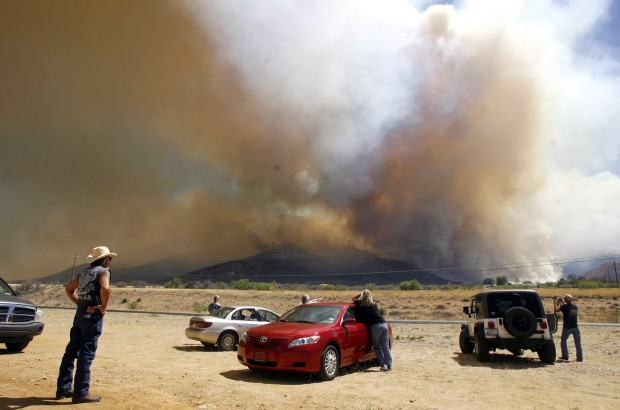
[1,0,619,282]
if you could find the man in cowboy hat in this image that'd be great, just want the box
[56,246,116,403]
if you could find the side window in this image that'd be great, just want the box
[248,309,260,321]
[344,307,356,320]
[475,296,484,317]
[258,310,277,322]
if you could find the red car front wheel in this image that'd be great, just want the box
[318,345,339,381]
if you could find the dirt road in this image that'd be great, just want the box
[1,308,619,409]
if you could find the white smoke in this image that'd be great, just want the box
[184,0,620,282]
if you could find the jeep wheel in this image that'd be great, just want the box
[474,332,490,362]
[538,342,556,364]
[459,329,474,354]
[504,307,537,338]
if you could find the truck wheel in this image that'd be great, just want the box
[459,329,474,354]
[538,342,556,364]
[5,342,29,352]
[474,332,491,362]
[504,307,537,338]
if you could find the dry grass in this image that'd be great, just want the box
[19,285,620,323]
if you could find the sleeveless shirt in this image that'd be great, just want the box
[76,266,107,307]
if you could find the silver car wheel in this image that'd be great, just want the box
[218,332,237,351]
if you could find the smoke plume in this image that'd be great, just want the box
[1,0,619,282]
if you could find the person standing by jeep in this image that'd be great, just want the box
[56,246,116,403]
[554,294,583,362]
[352,289,392,371]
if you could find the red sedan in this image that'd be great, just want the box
[237,302,392,381]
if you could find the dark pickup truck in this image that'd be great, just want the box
[0,276,45,351]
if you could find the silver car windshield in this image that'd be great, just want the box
[280,305,342,324]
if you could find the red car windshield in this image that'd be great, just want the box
[279,305,342,324]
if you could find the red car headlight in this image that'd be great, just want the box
[288,335,320,348]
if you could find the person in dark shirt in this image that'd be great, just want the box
[554,294,583,362]
[208,295,222,314]
[352,289,392,371]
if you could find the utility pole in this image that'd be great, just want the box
[70,255,79,281]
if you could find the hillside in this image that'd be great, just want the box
[582,260,620,282]
[35,243,452,286]
[184,242,451,285]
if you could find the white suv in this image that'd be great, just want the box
[460,290,556,363]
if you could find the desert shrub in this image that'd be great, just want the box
[270,281,284,290]
[398,279,422,291]
[116,282,128,288]
[121,298,128,304]
[16,281,43,294]
[231,279,271,290]
[128,300,139,309]
[578,280,607,289]
[212,282,229,289]
[431,310,453,319]
[131,281,148,288]
[193,302,209,313]
[163,277,183,288]
[365,283,377,290]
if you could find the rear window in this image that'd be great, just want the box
[487,293,543,318]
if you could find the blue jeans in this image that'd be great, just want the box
[560,327,583,361]
[56,307,103,397]
[370,323,392,368]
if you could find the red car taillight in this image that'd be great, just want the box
[487,321,495,329]
[540,322,548,329]
[190,319,213,329]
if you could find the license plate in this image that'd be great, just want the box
[485,328,498,335]
[254,352,268,362]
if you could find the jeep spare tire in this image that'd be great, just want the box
[503,307,537,338]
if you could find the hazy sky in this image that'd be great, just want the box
[1,0,619,282]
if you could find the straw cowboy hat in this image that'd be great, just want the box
[87,246,118,262]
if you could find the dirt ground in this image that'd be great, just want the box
[2,294,620,410]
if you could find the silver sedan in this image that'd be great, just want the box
[185,306,279,351]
